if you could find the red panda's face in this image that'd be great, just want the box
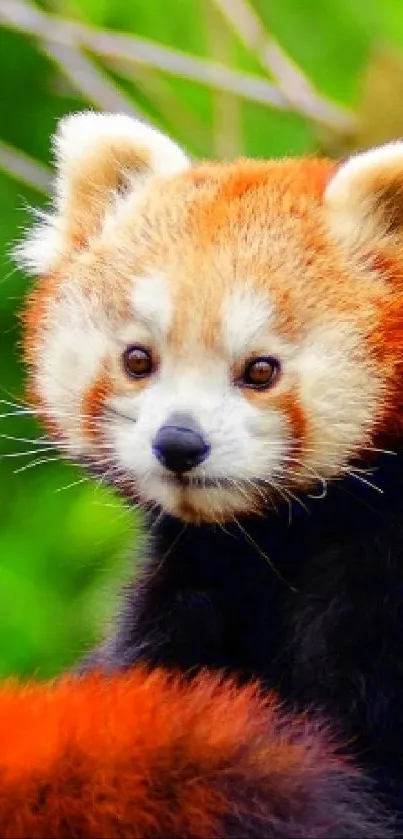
[18,114,403,523]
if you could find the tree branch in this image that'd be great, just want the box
[204,1,242,158]
[211,0,355,130]
[42,41,141,116]
[0,140,50,194]
[0,0,355,131]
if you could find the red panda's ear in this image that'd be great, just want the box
[15,111,190,275]
[324,142,403,257]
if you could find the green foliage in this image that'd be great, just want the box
[0,0,403,677]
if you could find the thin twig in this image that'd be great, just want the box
[107,59,208,153]
[0,0,354,130]
[212,0,356,130]
[42,41,140,116]
[205,1,242,158]
[0,139,50,193]
[0,42,140,192]
[24,0,140,115]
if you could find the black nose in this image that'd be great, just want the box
[152,412,210,473]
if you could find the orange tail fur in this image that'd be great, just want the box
[0,669,389,838]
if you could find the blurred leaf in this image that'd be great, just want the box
[253,0,375,103]
[353,47,403,149]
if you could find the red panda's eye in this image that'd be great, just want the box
[240,357,281,390]
[123,346,153,379]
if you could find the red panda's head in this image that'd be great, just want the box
[15,112,403,523]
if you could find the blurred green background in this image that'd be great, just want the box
[1,0,403,678]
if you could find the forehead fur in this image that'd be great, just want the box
[131,275,172,340]
[25,154,397,367]
[223,288,274,358]
[23,154,403,423]
[73,157,388,348]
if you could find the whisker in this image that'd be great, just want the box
[231,479,261,516]
[104,405,137,423]
[247,479,268,504]
[0,410,34,419]
[149,507,166,532]
[159,523,187,565]
[13,455,63,475]
[55,476,89,493]
[256,475,310,517]
[264,478,294,523]
[270,485,293,524]
[366,446,397,457]
[233,517,298,593]
[278,486,309,514]
[0,399,31,410]
[0,433,56,447]
[0,448,57,459]
[0,399,116,425]
[342,469,383,494]
[283,458,328,500]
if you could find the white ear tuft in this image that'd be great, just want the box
[325,141,403,254]
[15,111,190,275]
[54,111,189,211]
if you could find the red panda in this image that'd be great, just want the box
[7,111,403,835]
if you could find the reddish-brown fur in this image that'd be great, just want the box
[21,273,60,424]
[81,367,111,439]
[22,155,403,456]
[0,670,385,838]
[13,118,403,838]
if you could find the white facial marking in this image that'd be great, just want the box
[105,343,290,521]
[131,275,172,340]
[35,283,108,452]
[35,270,382,523]
[223,288,273,358]
[292,321,382,475]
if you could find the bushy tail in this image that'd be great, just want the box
[0,669,391,838]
